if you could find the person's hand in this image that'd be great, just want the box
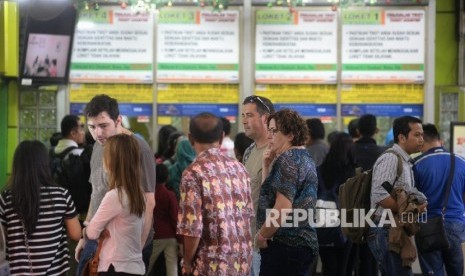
[181,259,193,276]
[418,202,427,213]
[254,232,269,249]
[263,144,276,169]
[75,238,86,262]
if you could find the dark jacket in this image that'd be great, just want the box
[350,137,386,171]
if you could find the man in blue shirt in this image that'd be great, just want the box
[413,123,465,276]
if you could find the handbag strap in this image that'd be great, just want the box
[441,153,455,215]
[94,230,109,261]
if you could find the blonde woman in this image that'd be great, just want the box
[85,134,146,275]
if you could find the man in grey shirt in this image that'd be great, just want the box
[368,116,425,276]
[75,95,156,275]
[241,95,274,276]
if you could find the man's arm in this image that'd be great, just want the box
[182,236,200,274]
[142,192,155,244]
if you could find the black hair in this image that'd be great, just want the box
[306,118,325,140]
[84,94,120,121]
[189,112,223,143]
[320,132,355,190]
[49,132,62,147]
[220,117,232,136]
[348,118,360,139]
[242,95,275,116]
[393,116,423,143]
[163,131,184,161]
[8,140,54,235]
[422,123,440,142]
[156,163,169,185]
[358,114,377,137]
[234,132,254,162]
[60,114,80,137]
[155,125,177,158]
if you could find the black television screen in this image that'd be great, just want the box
[20,4,76,86]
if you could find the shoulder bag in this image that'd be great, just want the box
[415,153,455,253]
[81,229,109,276]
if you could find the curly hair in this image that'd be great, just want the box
[267,109,308,146]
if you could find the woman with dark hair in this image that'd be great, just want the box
[317,132,356,276]
[162,131,184,166]
[255,109,318,276]
[0,140,81,275]
[155,125,177,164]
[84,134,146,275]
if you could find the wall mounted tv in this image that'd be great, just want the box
[20,4,77,86]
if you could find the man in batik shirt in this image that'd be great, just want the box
[177,112,253,276]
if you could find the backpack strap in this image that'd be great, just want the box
[383,149,403,186]
[55,146,78,159]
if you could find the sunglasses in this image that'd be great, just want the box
[247,96,271,114]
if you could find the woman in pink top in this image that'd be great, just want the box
[85,134,146,275]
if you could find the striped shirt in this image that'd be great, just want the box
[371,144,416,216]
[0,186,77,275]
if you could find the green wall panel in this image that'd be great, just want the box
[435,13,458,86]
[0,80,6,187]
[437,0,455,12]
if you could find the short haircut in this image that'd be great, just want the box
[60,115,80,137]
[156,163,169,185]
[189,112,223,143]
[348,118,360,138]
[306,118,325,140]
[242,95,275,116]
[84,94,119,121]
[220,117,231,136]
[267,109,308,146]
[393,116,423,143]
[358,114,377,137]
[422,123,440,143]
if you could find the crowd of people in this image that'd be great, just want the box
[0,94,464,276]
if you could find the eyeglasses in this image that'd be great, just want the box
[246,96,271,114]
[268,128,280,135]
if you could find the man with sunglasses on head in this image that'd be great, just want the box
[241,95,275,276]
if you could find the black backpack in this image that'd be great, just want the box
[50,146,92,214]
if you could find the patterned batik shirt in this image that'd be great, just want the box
[257,148,319,254]
[177,147,253,276]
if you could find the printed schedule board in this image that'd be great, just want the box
[156,9,239,83]
[341,9,425,83]
[255,10,337,84]
[70,7,154,83]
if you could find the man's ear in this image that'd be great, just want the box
[261,114,268,125]
[398,133,407,144]
[218,132,224,146]
[375,127,379,134]
[116,115,123,128]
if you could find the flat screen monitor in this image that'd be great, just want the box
[20,4,76,86]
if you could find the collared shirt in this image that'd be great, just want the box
[371,144,416,216]
[243,142,268,237]
[177,148,253,276]
[413,147,465,223]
